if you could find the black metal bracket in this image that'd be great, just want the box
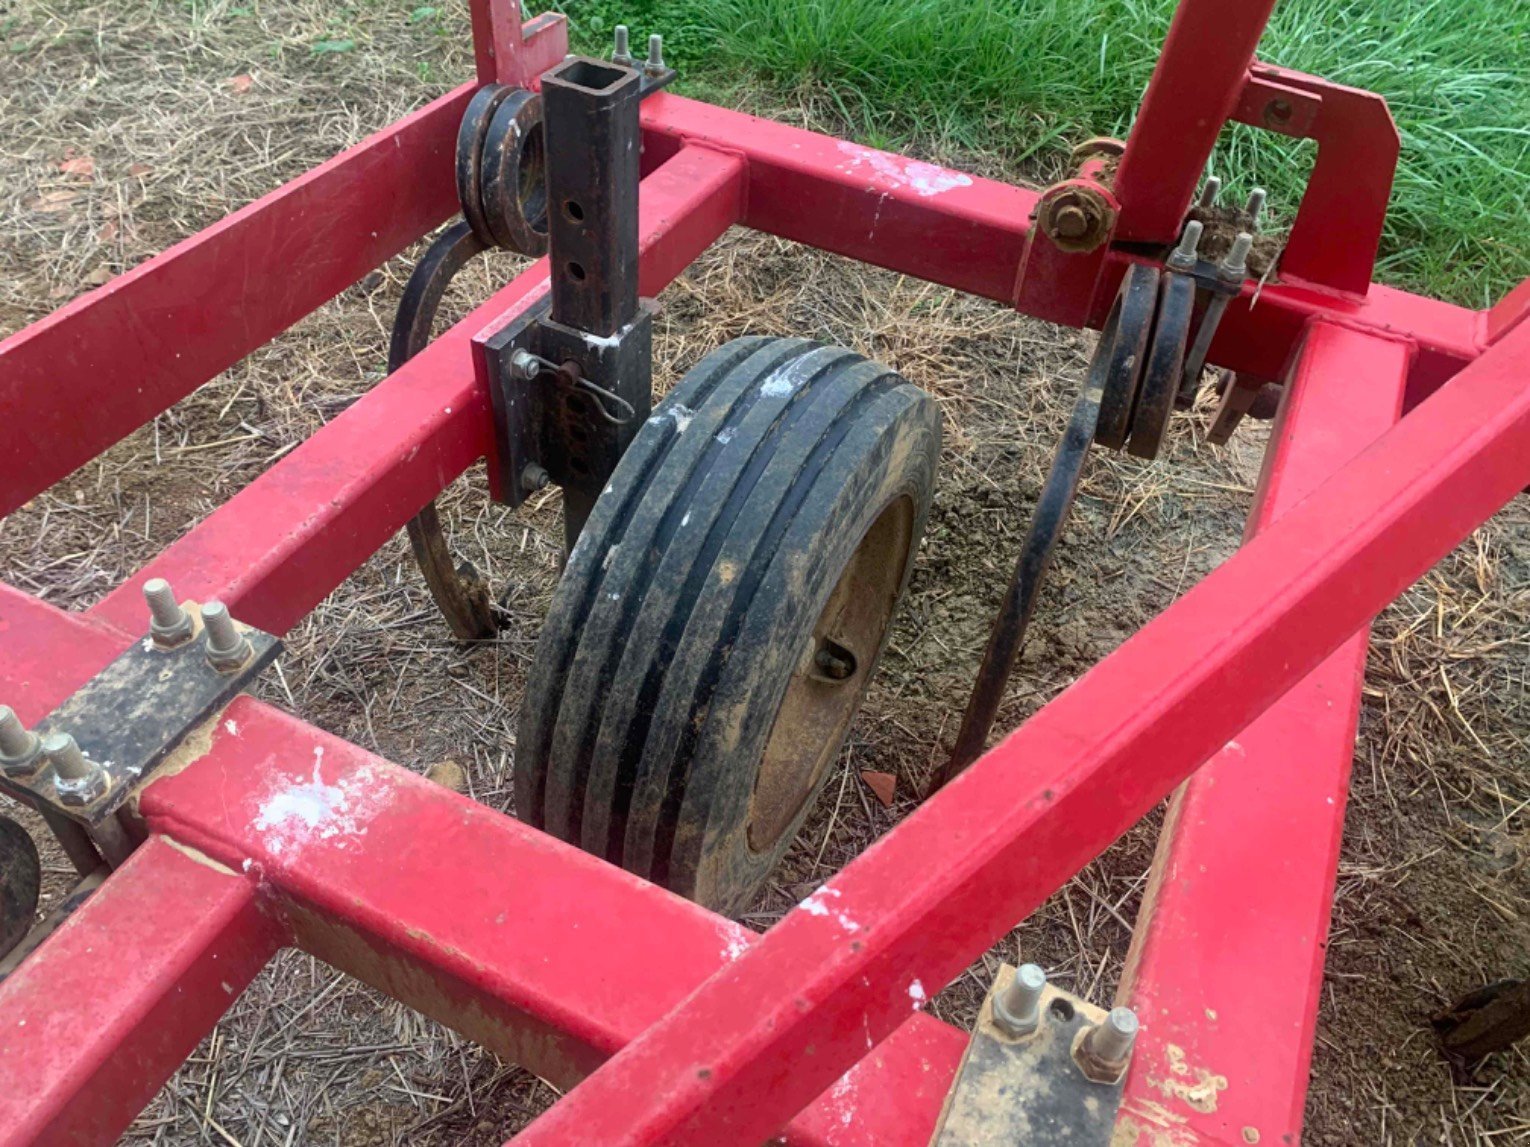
[930,967,1128,1145]
[0,611,279,829]
[482,55,656,551]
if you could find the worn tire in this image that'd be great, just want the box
[516,337,940,913]
[0,815,39,959]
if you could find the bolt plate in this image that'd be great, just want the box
[0,609,279,827]
[929,966,1125,1145]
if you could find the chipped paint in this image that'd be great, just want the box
[1149,1043,1228,1115]
[908,979,927,1009]
[835,141,973,197]
[224,719,239,736]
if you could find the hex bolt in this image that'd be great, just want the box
[143,577,194,647]
[645,34,665,76]
[0,705,42,776]
[612,24,634,68]
[1244,187,1266,228]
[1218,231,1254,283]
[1167,220,1203,272]
[1197,176,1221,209]
[509,348,540,382]
[43,732,108,806]
[992,963,1047,1038]
[521,463,552,493]
[201,601,252,671]
[1079,1006,1139,1080]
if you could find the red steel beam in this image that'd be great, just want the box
[87,144,744,638]
[0,836,285,1145]
[134,695,966,1146]
[0,83,472,520]
[1111,0,1279,245]
[512,318,1530,1145]
[635,93,1482,392]
[2,588,967,1146]
[1117,324,1410,1145]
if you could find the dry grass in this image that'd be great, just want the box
[2,2,1528,1144]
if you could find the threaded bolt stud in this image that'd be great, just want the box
[645,34,665,75]
[1080,1006,1139,1079]
[1167,220,1203,272]
[993,963,1047,1037]
[201,602,252,671]
[0,705,42,776]
[1219,231,1254,282]
[1197,176,1221,209]
[43,732,108,805]
[144,577,194,647]
[612,25,634,67]
[1244,187,1266,227]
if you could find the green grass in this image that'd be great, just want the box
[554,0,1528,306]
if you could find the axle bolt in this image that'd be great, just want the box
[1078,1006,1139,1081]
[43,733,109,806]
[1244,187,1266,228]
[993,963,1047,1038]
[644,33,666,76]
[0,706,42,777]
[1052,205,1090,241]
[201,601,252,672]
[1218,231,1254,283]
[144,577,194,648]
[612,24,635,68]
[1197,176,1221,209]
[521,463,552,493]
[1167,220,1203,272]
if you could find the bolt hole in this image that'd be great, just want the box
[566,260,586,281]
[1049,998,1075,1022]
[563,199,584,222]
[1263,98,1293,127]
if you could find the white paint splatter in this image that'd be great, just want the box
[799,885,842,917]
[224,719,240,737]
[759,354,821,398]
[799,885,861,934]
[718,921,751,962]
[715,427,736,445]
[681,511,692,527]
[828,1065,859,1128]
[1222,740,1245,758]
[253,749,381,857]
[835,141,974,197]
[908,979,928,1010]
[666,403,695,432]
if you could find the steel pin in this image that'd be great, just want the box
[612,25,634,68]
[1244,187,1266,227]
[645,34,665,75]
[0,705,41,774]
[1167,220,1203,272]
[993,963,1047,1037]
[144,577,194,647]
[1197,176,1222,209]
[201,601,252,671]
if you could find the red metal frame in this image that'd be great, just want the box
[1,0,1527,1143]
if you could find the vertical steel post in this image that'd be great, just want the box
[542,58,643,338]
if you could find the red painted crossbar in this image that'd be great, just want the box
[512,319,1530,1145]
[0,84,473,520]
[86,144,745,638]
[1118,324,1410,1143]
[0,837,283,1144]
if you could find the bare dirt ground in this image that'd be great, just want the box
[2,3,1527,1143]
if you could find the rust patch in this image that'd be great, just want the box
[1149,1042,1228,1115]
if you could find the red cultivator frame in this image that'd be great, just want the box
[2,0,1528,1142]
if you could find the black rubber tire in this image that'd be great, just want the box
[0,815,40,959]
[516,337,941,913]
